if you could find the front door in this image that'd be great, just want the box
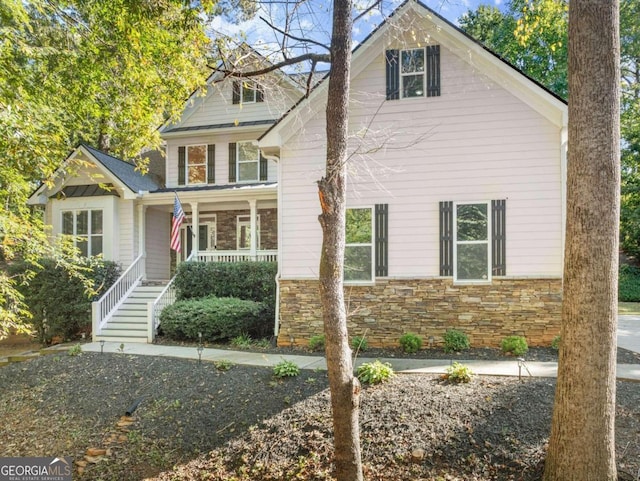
[179,217,217,262]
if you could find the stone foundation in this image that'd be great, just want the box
[277,278,562,348]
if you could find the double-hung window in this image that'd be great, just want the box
[237,141,260,182]
[401,48,425,98]
[232,80,264,105]
[345,207,374,283]
[62,209,103,257]
[187,145,207,184]
[454,202,490,282]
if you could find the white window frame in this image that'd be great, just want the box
[237,214,260,250]
[453,201,491,284]
[400,48,426,99]
[61,209,104,257]
[241,81,257,104]
[186,144,208,185]
[236,141,260,183]
[344,206,375,285]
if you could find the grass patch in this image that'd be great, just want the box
[619,302,640,315]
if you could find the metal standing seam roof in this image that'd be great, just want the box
[162,119,276,134]
[81,143,161,193]
[152,181,277,194]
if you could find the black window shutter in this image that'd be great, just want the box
[439,201,453,276]
[207,144,215,184]
[256,83,264,103]
[259,152,268,181]
[385,50,400,100]
[228,143,237,183]
[178,146,186,186]
[492,199,506,276]
[375,204,389,277]
[232,80,240,104]
[426,45,441,97]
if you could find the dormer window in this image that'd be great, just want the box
[233,80,264,105]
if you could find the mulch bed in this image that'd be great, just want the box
[0,352,638,480]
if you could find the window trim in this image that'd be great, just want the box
[453,201,492,284]
[236,214,261,250]
[61,209,103,257]
[185,144,208,185]
[241,81,257,104]
[400,48,426,99]
[344,206,375,285]
[236,141,260,183]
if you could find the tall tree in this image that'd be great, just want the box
[317,0,363,479]
[543,0,620,479]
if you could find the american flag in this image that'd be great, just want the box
[170,194,185,252]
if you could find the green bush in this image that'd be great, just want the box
[501,336,529,356]
[273,360,300,378]
[351,335,368,352]
[443,329,471,353]
[308,334,325,352]
[13,257,120,344]
[174,261,277,305]
[551,335,561,350]
[357,360,395,385]
[619,264,640,302]
[443,362,474,384]
[159,297,270,342]
[399,332,423,353]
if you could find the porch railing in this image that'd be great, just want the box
[92,254,144,340]
[195,250,278,263]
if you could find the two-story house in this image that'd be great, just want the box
[29,0,567,347]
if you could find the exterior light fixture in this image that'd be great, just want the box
[100,340,105,354]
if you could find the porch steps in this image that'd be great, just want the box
[95,282,167,344]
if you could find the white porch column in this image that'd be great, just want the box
[137,204,147,279]
[249,199,257,260]
[190,202,199,259]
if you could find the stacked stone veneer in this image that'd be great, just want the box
[277,278,562,348]
[214,208,277,250]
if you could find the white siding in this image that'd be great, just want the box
[145,207,170,280]
[118,200,135,266]
[279,41,563,280]
[166,132,278,188]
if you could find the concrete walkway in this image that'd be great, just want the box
[68,340,640,382]
[618,315,640,353]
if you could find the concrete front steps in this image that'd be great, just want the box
[95,282,167,344]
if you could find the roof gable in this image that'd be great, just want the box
[259,0,567,149]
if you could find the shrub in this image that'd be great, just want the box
[501,336,529,356]
[308,334,325,352]
[443,329,470,353]
[551,335,561,350]
[399,332,423,353]
[68,344,82,356]
[214,360,234,371]
[351,335,368,352]
[619,264,640,302]
[442,362,474,384]
[357,360,395,385]
[159,297,270,342]
[13,257,120,344]
[273,360,300,378]
[231,333,253,348]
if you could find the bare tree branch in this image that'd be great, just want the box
[353,0,382,24]
[212,52,331,78]
[260,15,331,52]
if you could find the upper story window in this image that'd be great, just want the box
[62,209,103,257]
[385,45,441,100]
[178,144,214,186]
[232,80,264,105]
[237,141,260,182]
[345,207,374,283]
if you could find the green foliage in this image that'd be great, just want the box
[619,264,640,301]
[159,297,270,343]
[214,359,234,371]
[273,360,300,378]
[68,344,82,356]
[443,329,471,353]
[231,333,253,348]
[351,335,368,352]
[501,336,529,356]
[13,257,120,344]
[443,362,474,384]
[399,332,423,354]
[308,334,325,352]
[357,360,395,385]
[551,335,561,350]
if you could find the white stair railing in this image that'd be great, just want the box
[148,251,195,342]
[195,250,278,263]
[92,254,144,340]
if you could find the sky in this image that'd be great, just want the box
[208,0,505,66]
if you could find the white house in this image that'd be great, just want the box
[29,0,566,347]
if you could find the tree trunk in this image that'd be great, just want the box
[317,1,362,480]
[543,1,620,480]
